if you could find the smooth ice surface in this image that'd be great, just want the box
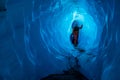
[0,0,120,80]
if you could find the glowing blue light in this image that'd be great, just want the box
[71,10,97,50]
[73,11,84,22]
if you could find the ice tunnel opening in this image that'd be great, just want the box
[40,8,100,58]
[0,0,112,79]
[38,0,107,78]
[70,10,97,51]
[39,3,103,78]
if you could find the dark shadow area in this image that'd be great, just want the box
[0,8,7,12]
[41,68,88,80]
[78,49,86,53]
[0,75,4,80]
[41,56,88,80]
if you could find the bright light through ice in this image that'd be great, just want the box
[71,10,98,50]
[73,11,84,21]
[67,11,84,33]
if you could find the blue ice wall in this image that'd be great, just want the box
[0,0,120,80]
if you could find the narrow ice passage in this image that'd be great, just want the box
[0,0,120,80]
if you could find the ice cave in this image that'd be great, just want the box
[0,0,120,80]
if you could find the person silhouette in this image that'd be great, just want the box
[70,24,83,47]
